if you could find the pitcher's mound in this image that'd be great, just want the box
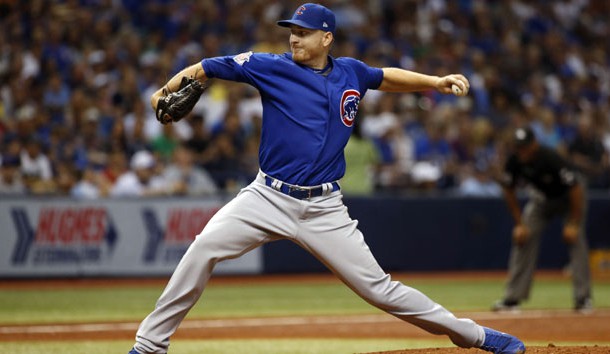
[362,345,609,354]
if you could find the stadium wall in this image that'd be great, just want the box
[1,195,609,277]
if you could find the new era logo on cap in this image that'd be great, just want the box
[277,3,336,33]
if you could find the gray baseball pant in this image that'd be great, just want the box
[503,194,591,304]
[133,173,485,353]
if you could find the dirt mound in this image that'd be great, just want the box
[362,345,609,353]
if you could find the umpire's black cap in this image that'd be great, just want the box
[513,126,536,147]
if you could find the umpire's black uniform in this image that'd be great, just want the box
[496,127,592,312]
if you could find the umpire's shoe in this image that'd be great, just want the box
[491,299,520,313]
[574,297,593,314]
[480,327,526,354]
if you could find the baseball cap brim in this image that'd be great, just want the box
[277,19,323,31]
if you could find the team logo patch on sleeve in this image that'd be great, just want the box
[233,51,253,66]
[340,89,360,127]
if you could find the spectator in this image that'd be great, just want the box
[102,150,128,186]
[0,0,607,196]
[567,113,610,189]
[122,100,153,157]
[361,94,415,191]
[530,106,564,152]
[20,138,53,192]
[53,161,78,196]
[341,118,380,195]
[458,161,502,197]
[151,123,180,163]
[238,118,261,184]
[377,122,416,192]
[42,72,70,125]
[204,111,248,190]
[412,114,456,190]
[71,166,111,200]
[0,154,26,195]
[162,144,218,196]
[79,107,108,169]
[361,94,400,144]
[183,113,212,162]
[110,150,168,197]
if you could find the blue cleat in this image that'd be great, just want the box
[128,348,140,354]
[480,327,526,354]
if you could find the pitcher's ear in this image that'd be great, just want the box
[323,32,334,47]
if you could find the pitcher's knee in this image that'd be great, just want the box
[191,231,251,264]
[357,280,405,312]
[192,231,224,252]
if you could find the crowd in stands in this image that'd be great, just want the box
[0,0,609,198]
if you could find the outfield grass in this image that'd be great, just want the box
[0,274,608,324]
[1,274,609,354]
[0,339,607,354]
[0,339,429,354]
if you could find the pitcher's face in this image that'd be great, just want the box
[289,26,331,65]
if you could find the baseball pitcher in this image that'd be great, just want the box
[129,4,525,354]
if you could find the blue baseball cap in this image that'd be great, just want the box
[277,3,336,33]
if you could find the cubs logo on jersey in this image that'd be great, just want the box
[340,89,360,127]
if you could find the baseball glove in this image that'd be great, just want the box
[156,77,207,124]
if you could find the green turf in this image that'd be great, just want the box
[0,339,432,354]
[1,339,608,354]
[400,276,610,311]
[0,275,608,324]
[1,275,609,354]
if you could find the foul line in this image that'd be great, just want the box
[0,310,607,335]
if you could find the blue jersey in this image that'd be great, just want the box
[202,52,383,186]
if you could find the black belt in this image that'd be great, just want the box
[264,176,340,200]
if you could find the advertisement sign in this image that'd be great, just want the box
[0,198,262,277]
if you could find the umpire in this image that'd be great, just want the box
[493,126,592,313]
